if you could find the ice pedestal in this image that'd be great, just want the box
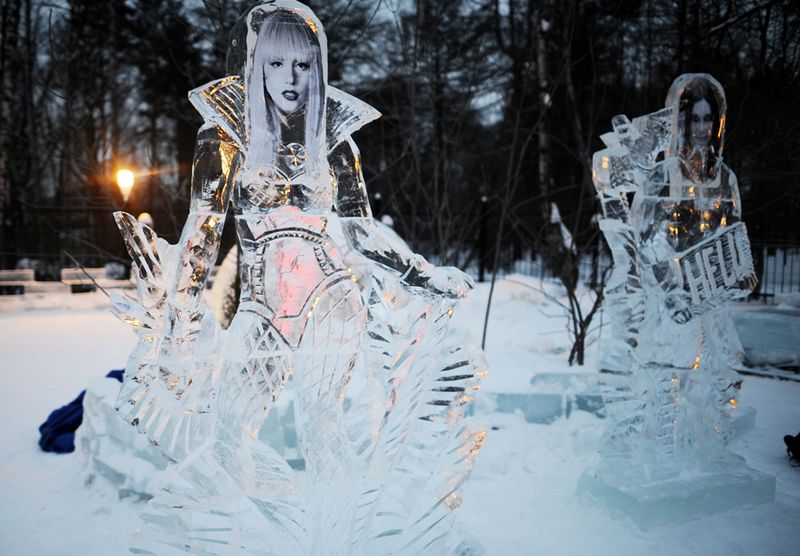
[490,372,752,430]
[529,372,605,418]
[76,377,167,498]
[732,306,800,367]
[492,393,564,424]
[487,373,604,424]
[77,377,302,496]
[490,372,756,432]
[577,455,775,528]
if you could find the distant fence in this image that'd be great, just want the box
[503,249,610,289]
[494,243,800,304]
[0,265,132,296]
[753,244,800,302]
[3,243,799,303]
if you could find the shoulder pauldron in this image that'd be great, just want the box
[188,77,381,153]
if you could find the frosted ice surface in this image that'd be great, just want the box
[110,2,485,554]
[76,377,167,498]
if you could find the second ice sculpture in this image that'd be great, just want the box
[111,2,486,554]
[582,74,773,521]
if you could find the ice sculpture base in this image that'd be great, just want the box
[577,455,775,528]
[76,377,167,499]
[77,378,305,498]
[491,371,758,431]
[486,373,604,424]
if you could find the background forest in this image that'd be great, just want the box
[1,0,798,288]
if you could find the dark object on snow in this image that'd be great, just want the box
[38,369,124,453]
[785,433,800,467]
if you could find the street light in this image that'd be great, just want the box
[116,169,135,202]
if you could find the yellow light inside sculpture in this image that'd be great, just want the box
[307,293,322,318]
[720,215,727,227]
[467,430,487,465]
[443,492,462,510]
[219,141,236,175]
[728,398,737,409]
[117,169,135,202]
[123,316,142,327]
[692,355,700,369]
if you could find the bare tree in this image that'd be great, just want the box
[0,0,22,265]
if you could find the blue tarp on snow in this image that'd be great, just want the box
[38,369,124,453]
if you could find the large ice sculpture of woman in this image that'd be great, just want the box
[111,2,485,554]
[590,74,757,481]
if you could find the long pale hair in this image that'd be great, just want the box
[245,10,326,178]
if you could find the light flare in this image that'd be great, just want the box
[117,169,135,202]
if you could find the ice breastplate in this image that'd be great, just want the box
[234,151,352,347]
[234,141,334,215]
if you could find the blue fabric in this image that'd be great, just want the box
[38,369,124,454]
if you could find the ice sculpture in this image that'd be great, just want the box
[111,2,486,554]
[581,74,773,523]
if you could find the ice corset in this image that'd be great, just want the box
[237,207,356,348]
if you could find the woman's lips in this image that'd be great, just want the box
[282,91,299,101]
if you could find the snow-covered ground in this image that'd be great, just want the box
[1,278,799,555]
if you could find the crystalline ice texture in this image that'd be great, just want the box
[111,2,485,554]
[592,74,757,477]
[75,376,167,498]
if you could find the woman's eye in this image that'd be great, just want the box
[296,62,310,70]
[270,61,282,68]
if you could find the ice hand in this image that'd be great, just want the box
[427,266,474,299]
[665,291,693,324]
[744,274,758,293]
[114,211,164,286]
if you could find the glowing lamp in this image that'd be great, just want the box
[116,169,135,202]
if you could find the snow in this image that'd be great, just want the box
[1,280,799,555]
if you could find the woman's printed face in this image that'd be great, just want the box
[263,52,311,114]
[689,98,714,148]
